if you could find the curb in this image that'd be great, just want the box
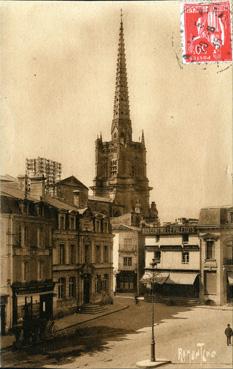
[56,304,129,333]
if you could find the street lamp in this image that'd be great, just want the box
[136,257,171,368]
[150,258,157,363]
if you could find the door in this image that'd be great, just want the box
[40,294,53,321]
[0,305,6,335]
[83,277,91,304]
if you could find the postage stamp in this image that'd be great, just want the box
[181,1,232,63]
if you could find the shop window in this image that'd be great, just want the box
[70,244,76,264]
[95,245,101,263]
[182,251,189,264]
[123,257,132,266]
[204,271,216,295]
[69,277,76,298]
[206,240,215,260]
[59,244,65,264]
[58,277,66,299]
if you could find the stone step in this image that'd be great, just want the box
[81,304,106,314]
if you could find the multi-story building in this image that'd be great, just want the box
[198,206,233,305]
[112,223,144,294]
[0,180,54,335]
[48,176,114,315]
[142,219,200,302]
[91,16,157,221]
[25,157,62,195]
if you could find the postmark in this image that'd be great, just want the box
[181,1,232,63]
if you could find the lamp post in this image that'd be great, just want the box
[150,258,157,362]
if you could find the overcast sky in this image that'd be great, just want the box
[1,1,232,222]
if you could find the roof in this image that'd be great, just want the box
[0,182,37,202]
[111,223,140,231]
[56,176,88,190]
[0,174,17,182]
[45,195,79,212]
[88,195,113,203]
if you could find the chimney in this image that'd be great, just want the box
[73,190,80,207]
[30,175,46,200]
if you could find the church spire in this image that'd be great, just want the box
[111,11,132,144]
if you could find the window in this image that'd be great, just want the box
[103,221,109,233]
[206,240,215,259]
[123,257,132,266]
[229,212,233,223]
[124,238,132,251]
[24,226,28,247]
[204,271,216,294]
[59,214,66,230]
[154,251,161,263]
[85,244,90,263]
[69,216,76,231]
[110,159,118,176]
[59,244,65,264]
[95,275,102,293]
[38,261,44,280]
[22,262,29,282]
[102,274,109,290]
[103,246,108,263]
[69,277,76,298]
[37,226,44,248]
[182,251,189,264]
[95,219,102,233]
[58,278,66,299]
[95,245,101,263]
[16,224,22,246]
[182,234,189,243]
[70,244,76,264]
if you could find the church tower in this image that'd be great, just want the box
[92,14,153,217]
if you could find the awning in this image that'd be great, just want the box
[227,272,233,286]
[165,272,199,285]
[140,271,169,285]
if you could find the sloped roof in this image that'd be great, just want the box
[88,195,113,203]
[45,195,79,212]
[111,223,140,231]
[0,174,17,182]
[0,182,37,202]
[56,176,88,190]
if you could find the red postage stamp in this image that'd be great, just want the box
[182,1,232,63]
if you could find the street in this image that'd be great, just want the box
[1,297,233,368]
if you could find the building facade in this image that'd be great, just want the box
[198,206,233,305]
[142,219,200,302]
[0,181,54,335]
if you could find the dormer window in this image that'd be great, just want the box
[69,215,76,231]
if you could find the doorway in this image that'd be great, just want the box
[83,277,91,304]
[0,304,6,335]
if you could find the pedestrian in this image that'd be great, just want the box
[135,294,139,305]
[225,323,233,346]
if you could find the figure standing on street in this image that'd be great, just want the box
[225,324,233,346]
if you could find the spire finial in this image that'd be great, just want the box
[120,8,123,22]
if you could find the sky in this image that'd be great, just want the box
[1,1,232,222]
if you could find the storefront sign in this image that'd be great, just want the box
[142,226,197,235]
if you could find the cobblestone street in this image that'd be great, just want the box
[1,297,233,368]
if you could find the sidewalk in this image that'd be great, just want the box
[0,297,130,352]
